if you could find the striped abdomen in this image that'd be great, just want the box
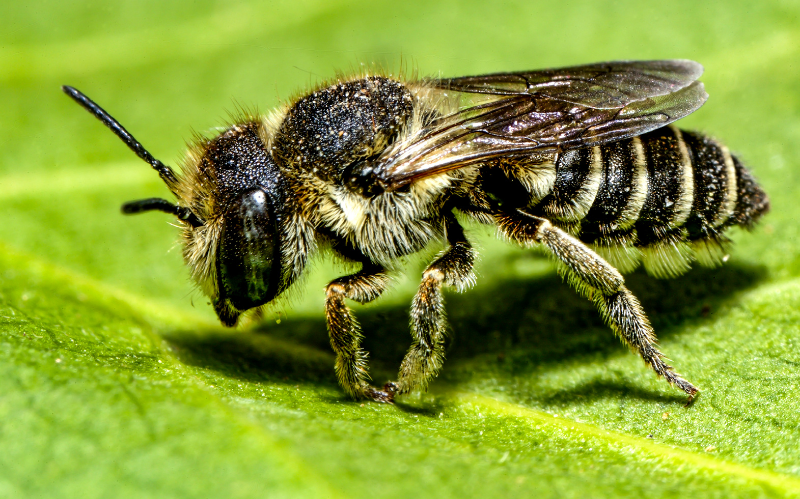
[531,125,769,277]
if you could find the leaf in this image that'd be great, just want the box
[2,0,800,497]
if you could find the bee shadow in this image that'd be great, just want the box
[165,259,766,406]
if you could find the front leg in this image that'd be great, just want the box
[326,264,392,402]
[389,214,476,396]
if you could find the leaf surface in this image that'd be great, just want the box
[2,1,799,497]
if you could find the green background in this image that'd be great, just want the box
[2,0,800,497]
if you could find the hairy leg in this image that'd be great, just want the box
[325,265,393,402]
[497,209,698,398]
[388,214,476,396]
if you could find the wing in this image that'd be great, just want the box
[353,60,708,193]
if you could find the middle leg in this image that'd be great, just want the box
[388,214,476,396]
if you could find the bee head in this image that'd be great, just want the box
[189,122,286,326]
[62,86,288,327]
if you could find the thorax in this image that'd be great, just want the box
[297,172,454,265]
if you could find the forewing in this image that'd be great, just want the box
[438,60,704,108]
[359,60,708,192]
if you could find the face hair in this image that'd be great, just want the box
[61,86,203,226]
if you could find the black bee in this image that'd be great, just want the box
[63,60,768,403]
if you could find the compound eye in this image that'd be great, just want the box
[217,188,280,311]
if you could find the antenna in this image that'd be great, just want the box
[61,85,179,187]
[63,85,204,227]
[122,198,203,228]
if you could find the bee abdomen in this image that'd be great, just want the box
[723,153,770,229]
[535,146,603,222]
[532,125,768,277]
[582,137,648,230]
[633,128,767,273]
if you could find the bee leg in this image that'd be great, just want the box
[388,214,476,396]
[325,265,393,403]
[498,210,699,399]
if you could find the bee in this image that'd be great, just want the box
[63,60,768,403]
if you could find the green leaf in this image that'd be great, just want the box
[2,0,799,497]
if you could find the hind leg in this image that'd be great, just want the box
[497,209,698,398]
